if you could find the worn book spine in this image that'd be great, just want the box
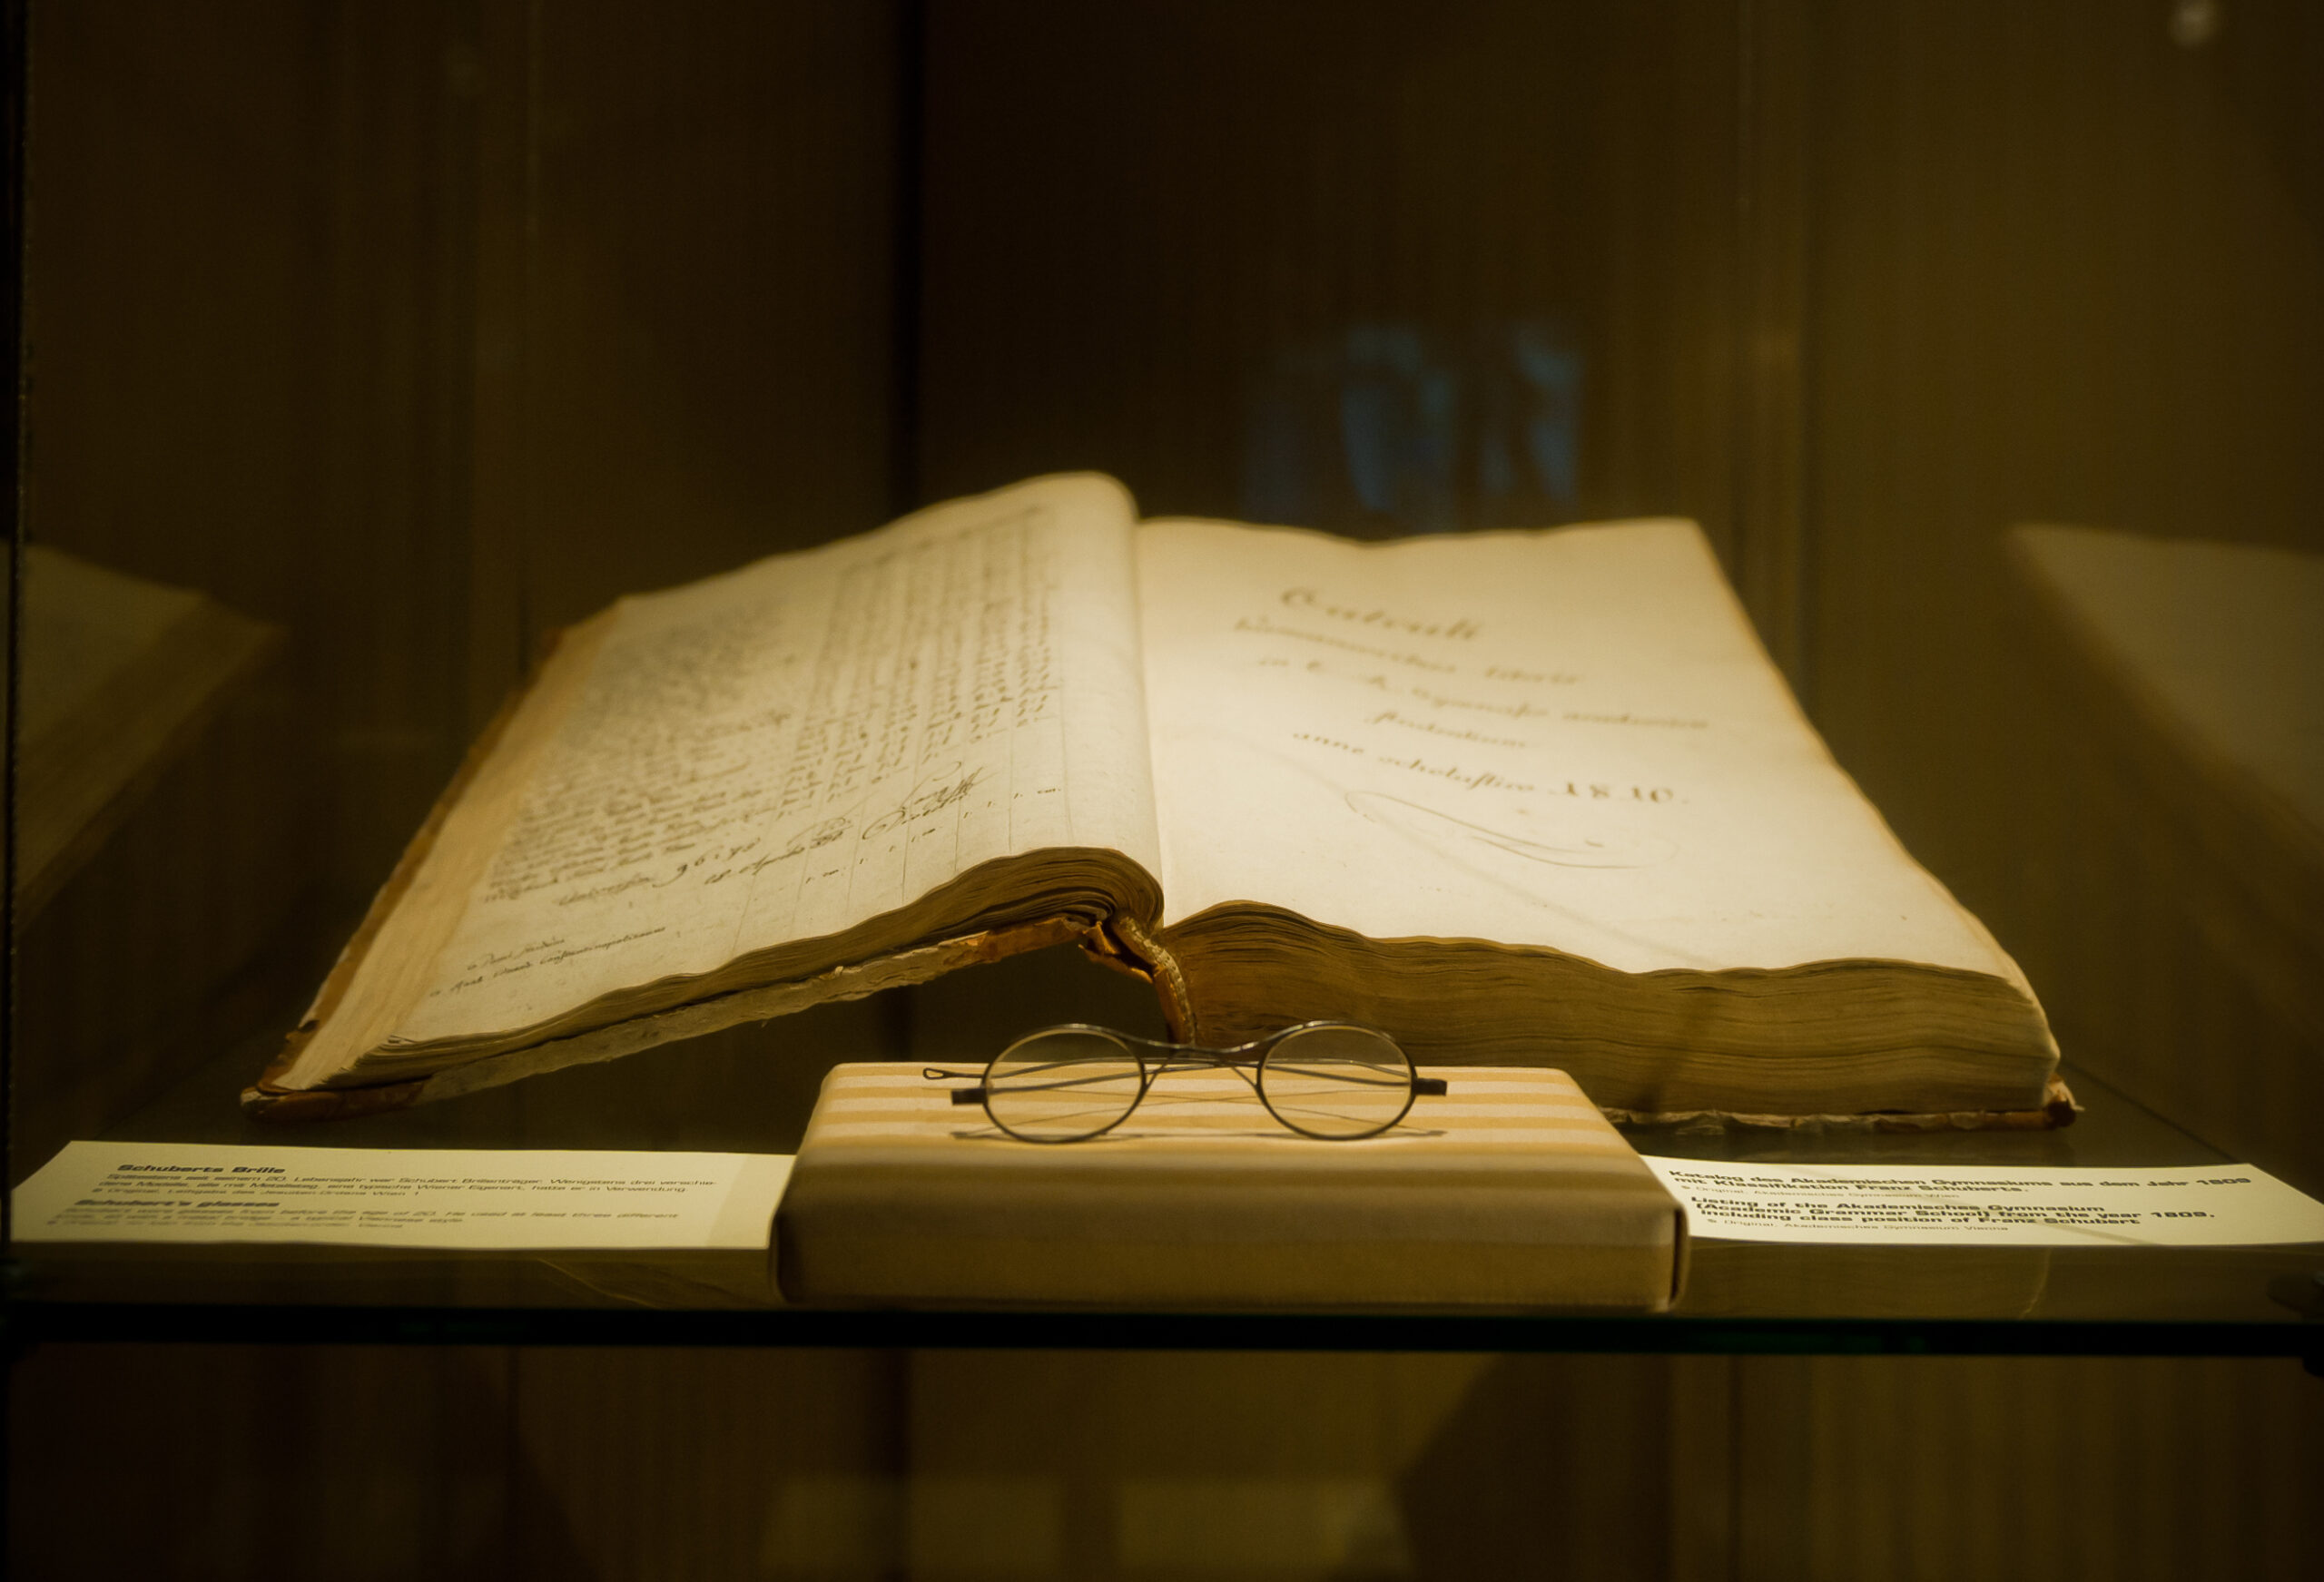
[1078,910,1199,1043]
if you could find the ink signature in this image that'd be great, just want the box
[1348,791,1676,870]
[862,765,988,840]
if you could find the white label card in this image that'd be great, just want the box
[11,1143,794,1251]
[1641,1158,2324,1246]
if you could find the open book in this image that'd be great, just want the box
[248,476,2062,1122]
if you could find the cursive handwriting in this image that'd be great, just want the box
[537,928,668,968]
[483,599,800,905]
[1233,615,1457,672]
[481,511,1066,919]
[774,516,1059,821]
[861,765,988,840]
[1562,711,1708,729]
[1280,587,1481,640]
[1365,708,1528,751]
[1348,792,1679,870]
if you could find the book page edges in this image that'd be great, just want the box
[242,913,1098,1119]
[1600,1073,2079,1133]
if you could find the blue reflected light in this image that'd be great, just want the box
[1243,321,1581,535]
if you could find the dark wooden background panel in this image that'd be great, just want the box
[1800,0,2324,908]
[12,1,2324,1577]
[22,0,336,624]
[500,0,901,644]
[16,0,350,1167]
[1797,0,2324,1184]
[916,0,1752,570]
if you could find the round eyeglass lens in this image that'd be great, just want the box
[984,1028,1146,1142]
[1257,1025,1416,1138]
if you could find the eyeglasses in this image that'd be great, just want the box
[927,1022,1447,1144]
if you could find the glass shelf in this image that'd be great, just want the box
[9,1,2319,1377]
[10,940,2319,1361]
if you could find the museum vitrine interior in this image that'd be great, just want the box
[6,0,2322,1577]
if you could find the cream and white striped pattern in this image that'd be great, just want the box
[779,1063,1684,1310]
[802,1065,1640,1162]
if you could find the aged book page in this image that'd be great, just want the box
[1135,517,2018,979]
[262,482,2058,1115]
[282,476,1157,1087]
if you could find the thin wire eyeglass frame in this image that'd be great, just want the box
[925,1021,1450,1144]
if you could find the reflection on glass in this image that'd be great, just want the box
[1243,322,1582,535]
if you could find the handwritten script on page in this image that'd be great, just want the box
[13,1142,793,1250]
[397,484,1153,1044]
[1137,518,2012,977]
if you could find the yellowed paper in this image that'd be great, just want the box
[395,477,1153,1046]
[12,1142,793,1250]
[1137,516,2016,978]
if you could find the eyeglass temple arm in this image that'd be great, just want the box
[937,1067,1440,1103]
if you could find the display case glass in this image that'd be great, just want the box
[16,6,2324,1575]
[5,0,2324,1329]
[10,0,2322,1354]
